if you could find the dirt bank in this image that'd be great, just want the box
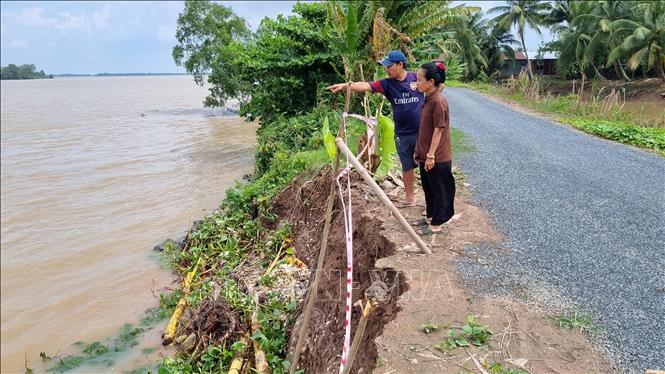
[273,167,615,373]
[272,168,407,373]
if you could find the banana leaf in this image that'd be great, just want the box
[322,116,337,161]
[373,114,397,179]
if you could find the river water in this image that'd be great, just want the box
[0,75,257,372]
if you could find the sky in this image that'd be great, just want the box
[0,1,554,75]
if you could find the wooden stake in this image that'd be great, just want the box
[335,138,431,254]
[342,301,373,374]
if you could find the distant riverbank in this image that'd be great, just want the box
[53,72,190,77]
[1,63,53,80]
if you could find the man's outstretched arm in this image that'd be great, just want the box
[327,81,373,93]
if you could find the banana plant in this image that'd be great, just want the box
[373,114,397,179]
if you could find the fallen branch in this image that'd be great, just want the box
[465,349,491,374]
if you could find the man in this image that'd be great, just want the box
[327,50,424,207]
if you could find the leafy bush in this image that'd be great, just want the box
[568,119,665,151]
[256,109,335,175]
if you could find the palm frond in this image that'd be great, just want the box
[627,45,649,70]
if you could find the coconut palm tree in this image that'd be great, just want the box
[481,24,519,76]
[572,0,632,80]
[436,10,488,79]
[545,0,574,32]
[607,0,665,81]
[489,0,552,79]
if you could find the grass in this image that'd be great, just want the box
[449,79,665,154]
[550,310,597,335]
[452,127,476,154]
[487,362,529,374]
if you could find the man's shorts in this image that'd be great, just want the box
[395,133,418,172]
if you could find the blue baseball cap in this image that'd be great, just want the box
[378,50,407,66]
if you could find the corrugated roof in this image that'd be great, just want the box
[515,51,558,60]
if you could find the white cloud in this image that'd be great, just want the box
[9,40,28,48]
[13,5,114,35]
[55,12,91,34]
[16,7,57,27]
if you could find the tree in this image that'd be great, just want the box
[446,10,488,79]
[489,0,552,79]
[227,2,341,120]
[173,1,340,120]
[571,0,632,80]
[607,0,665,81]
[481,24,519,77]
[1,63,51,79]
[545,0,574,32]
[172,0,250,87]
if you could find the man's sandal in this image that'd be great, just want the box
[395,200,417,208]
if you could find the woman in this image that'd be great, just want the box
[413,61,455,234]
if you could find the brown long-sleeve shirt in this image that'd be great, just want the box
[414,89,452,163]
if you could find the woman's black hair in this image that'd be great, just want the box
[420,60,446,85]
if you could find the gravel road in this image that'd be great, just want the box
[447,87,665,373]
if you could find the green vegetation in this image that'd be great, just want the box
[459,363,528,374]
[550,309,597,335]
[1,64,53,80]
[174,1,340,122]
[435,315,493,351]
[421,322,440,334]
[450,78,665,153]
[546,0,664,81]
[488,363,529,374]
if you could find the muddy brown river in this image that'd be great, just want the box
[0,75,257,372]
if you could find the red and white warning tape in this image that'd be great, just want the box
[336,164,353,373]
[336,113,376,373]
[343,112,378,128]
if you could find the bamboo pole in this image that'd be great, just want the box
[335,138,431,254]
[341,301,373,374]
[162,257,201,345]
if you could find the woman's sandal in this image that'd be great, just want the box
[418,224,444,236]
[411,218,429,227]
